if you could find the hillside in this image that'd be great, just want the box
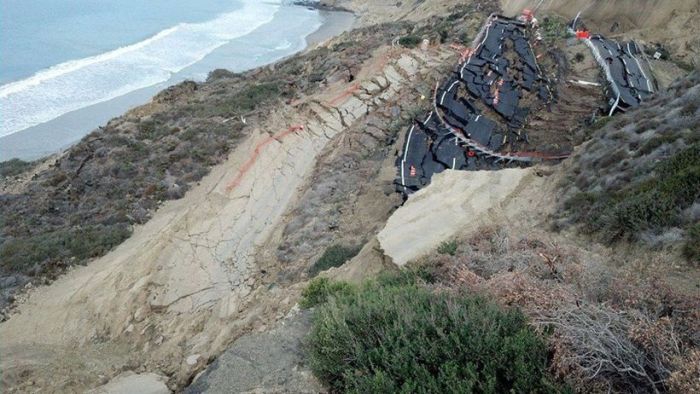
[1,0,699,392]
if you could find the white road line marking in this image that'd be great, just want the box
[400,125,416,191]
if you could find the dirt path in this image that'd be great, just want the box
[0,46,451,392]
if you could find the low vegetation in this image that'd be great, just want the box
[398,35,422,48]
[303,272,561,393]
[0,158,33,178]
[437,239,458,255]
[299,277,354,308]
[540,16,570,43]
[308,243,361,277]
[565,143,699,251]
[410,224,700,393]
[558,72,700,263]
[0,225,130,272]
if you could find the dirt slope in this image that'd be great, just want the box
[378,169,532,265]
[0,46,452,392]
[502,0,700,61]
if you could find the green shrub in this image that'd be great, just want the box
[0,158,33,178]
[308,244,361,277]
[569,143,700,249]
[683,223,700,264]
[299,277,354,308]
[307,274,560,393]
[541,17,569,42]
[0,225,131,272]
[437,240,458,256]
[192,82,281,118]
[398,35,423,48]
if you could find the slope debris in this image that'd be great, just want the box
[2,0,699,392]
[0,29,464,394]
[380,168,530,265]
[395,11,609,194]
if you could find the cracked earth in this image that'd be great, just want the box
[0,45,455,392]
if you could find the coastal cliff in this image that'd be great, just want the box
[1,0,698,392]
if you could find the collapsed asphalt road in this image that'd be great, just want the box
[396,12,658,195]
[396,14,553,195]
[571,18,656,115]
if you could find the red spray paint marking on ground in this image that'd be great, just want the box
[225,125,305,193]
[449,43,474,63]
[325,52,394,107]
[327,83,360,106]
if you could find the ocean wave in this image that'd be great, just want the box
[274,40,293,51]
[0,0,280,138]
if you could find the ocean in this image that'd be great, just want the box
[0,0,346,160]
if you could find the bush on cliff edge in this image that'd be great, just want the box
[304,272,560,393]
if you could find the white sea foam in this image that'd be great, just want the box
[274,39,293,51]
[0,0,279,137]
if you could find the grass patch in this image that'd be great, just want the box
[566,143,700,254]
[0,225,131,272]
[398,35,422,48]
[306,272,560,393]
[437,239,458,256]
[0,158,33,178]
[308,244,361,277]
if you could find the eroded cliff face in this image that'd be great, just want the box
[2,1,698,392]
[501,0,700,60]
[0,17,476,392]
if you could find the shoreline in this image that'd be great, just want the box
[306,10,356,47]
[0,6,355,163]
[293,0,354,14]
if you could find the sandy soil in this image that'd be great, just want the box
[378,169,533,266]
[3,1,698,392]
[0,44,451,392]
[501,0,700,61]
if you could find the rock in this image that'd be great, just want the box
[86,372,170,394]
[186,354,201,366]
[185,310,323,393]
[0,275,18,289]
